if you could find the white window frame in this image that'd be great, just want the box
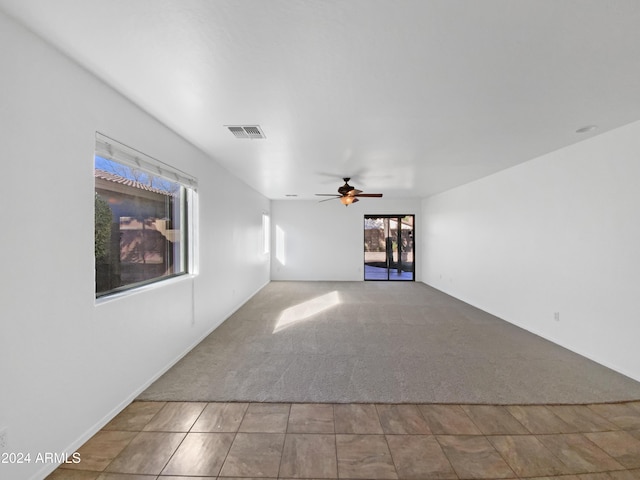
[94,133,198,299]
[262,212,271,255]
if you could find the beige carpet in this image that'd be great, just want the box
[139,281,640,404]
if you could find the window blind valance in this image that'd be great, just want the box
[95,132,198,189]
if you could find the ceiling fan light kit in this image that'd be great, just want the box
[316,178,383,206]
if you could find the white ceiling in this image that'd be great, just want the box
[2,0,640,199]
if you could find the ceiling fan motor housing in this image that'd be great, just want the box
[338,178,354,195]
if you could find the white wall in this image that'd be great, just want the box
[272,198,421,281]
[422,120,640,382]
[0,11,269,480]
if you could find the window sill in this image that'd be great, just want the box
[95,273,197,306]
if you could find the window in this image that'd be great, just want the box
[262,212,270,255]
[94,133,197,298]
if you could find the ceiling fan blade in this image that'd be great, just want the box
[318,196,341,203]
[319,178,384,205]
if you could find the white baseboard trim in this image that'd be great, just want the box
[32,279,270,480]
[421,281,640,386]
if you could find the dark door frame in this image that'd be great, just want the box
[363,214,415,281]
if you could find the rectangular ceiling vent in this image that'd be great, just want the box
[226,125,266,139]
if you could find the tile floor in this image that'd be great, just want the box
[46,400,640,479]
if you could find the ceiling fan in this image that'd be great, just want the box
[316,178,383,206]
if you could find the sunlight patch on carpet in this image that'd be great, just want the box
[273,290,341,333]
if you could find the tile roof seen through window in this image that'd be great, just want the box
[95,168,175,196]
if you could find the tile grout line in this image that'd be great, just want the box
[214,401,247,478]
[275,402,292,479]
[477,433,519,479]
[93,402,167,476]
[331,403,340,480]
[376,404,401,480]
[153,401,205,476]
[414,402,463,480]
[47,400,640,479]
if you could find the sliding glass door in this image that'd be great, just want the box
[364,215,414,281]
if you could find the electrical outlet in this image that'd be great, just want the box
[554,312,560,321]
[0,426,8,450]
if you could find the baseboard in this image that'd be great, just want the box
[421,281,640,385]
[131,278,271,399]
[30,391,139,480]
[503,319,640,385]
[32,279,270,480]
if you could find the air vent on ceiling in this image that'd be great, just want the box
[226,125,266,139]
